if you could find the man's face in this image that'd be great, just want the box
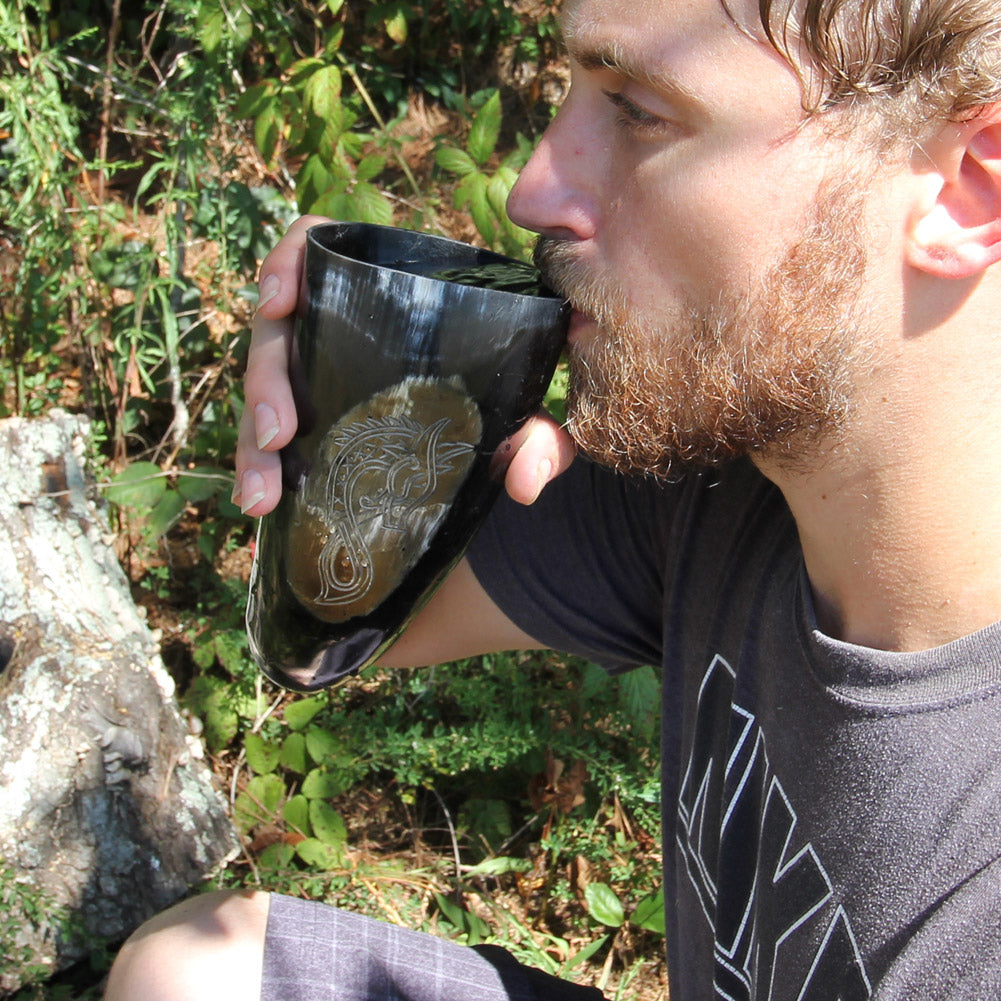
[507,0,882,477]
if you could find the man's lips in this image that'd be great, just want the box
[567,309,597,346]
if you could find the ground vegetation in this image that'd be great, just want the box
[0,1,666,996]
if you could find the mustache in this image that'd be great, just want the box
[533,237,629,331]
[533,237,583,299]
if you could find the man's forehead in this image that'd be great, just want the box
[559,0,770,70]
[560,0,765,38]
[558,0,801,111]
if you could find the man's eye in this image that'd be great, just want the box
[602,89,670,135]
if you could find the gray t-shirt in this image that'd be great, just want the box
[466,457,1001,1000]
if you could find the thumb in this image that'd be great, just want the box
[492,411,576,505]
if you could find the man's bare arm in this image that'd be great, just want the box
[376,556,545,667]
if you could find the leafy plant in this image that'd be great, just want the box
[583,882,665,941]
[1,1,665,993]
[213,651,662,982]
[103,461,235,548]
[236,712,355,871]
[435,89,537,258]
[232,0,410,226]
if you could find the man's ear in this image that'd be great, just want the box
[905,104,1001,280]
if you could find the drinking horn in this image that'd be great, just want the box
[246,222,570,692]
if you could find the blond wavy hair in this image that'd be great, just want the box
[760,0,1001,136]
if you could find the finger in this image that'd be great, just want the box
[233,308,300,515]
[494,411,577,505]
[255,215,331,320]
[234,217,333,516]
[232,413,283,517]
[244,304,299,445]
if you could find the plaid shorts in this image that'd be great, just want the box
[261,893,607,1001]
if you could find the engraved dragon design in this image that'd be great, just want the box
[310,412,476,606]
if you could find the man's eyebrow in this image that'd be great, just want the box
[571,40,707,111]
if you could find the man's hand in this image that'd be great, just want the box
[232,217,576,516]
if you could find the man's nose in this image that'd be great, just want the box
[506,99,602,242]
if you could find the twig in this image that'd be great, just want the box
[229,746,246,808]
[252,691,286,734]
[431,787,463,891]
[339,58,437,222]
[97,0,123,211]
[497,811,543,855]
[598,928,620,993]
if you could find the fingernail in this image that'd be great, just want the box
[238,470,266,514]
[255,403,280,450]
[257,273,280,312]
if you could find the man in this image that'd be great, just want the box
[105,0,1001,997]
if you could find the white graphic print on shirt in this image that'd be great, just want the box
[677,656,872,1000]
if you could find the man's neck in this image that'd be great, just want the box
[756,363,1001,653]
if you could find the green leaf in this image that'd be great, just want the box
[465,175,496,246]
[326,0,345,17]
[199,7,224,54]
[433,893,490,944]
[316,119,348,168]
[308,799,347,847]
[304,64,342,122]
[383,2,409,44]
[486,171,514,227]
[324,22,345,55]
[295,154,335,211]
[287,57,324,85]
[467,89,502,167]
[295,837,344,869]
[144,488,185,539]
[619,666,660,741]
[182,676,238,752]
[280,731,308,773]
[433,891,467,930]
[245,732,281,775]
[584,883,625,928]
[233,689,268,721]
[544,360,569,424]
[233,773,285,831]
[284,695,325,731]
[258,842,295,870]
[254,106,283,164]
[435,145,478,178]
[351,181,395,226]
[105,462,165,508]
[212,630,251,676]
[177,465,228,502]
[304,187,342,217]
[282,793,311,836]
[230,4,254,50]
[580,661,613,700]
[563,933,610,971]
[301,767,352,800]
[304,726,348,765]
[630,888,665,934]
[462,856,530,877]
[355,153,386,183]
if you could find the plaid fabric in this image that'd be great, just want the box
[261,894,606,1001]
